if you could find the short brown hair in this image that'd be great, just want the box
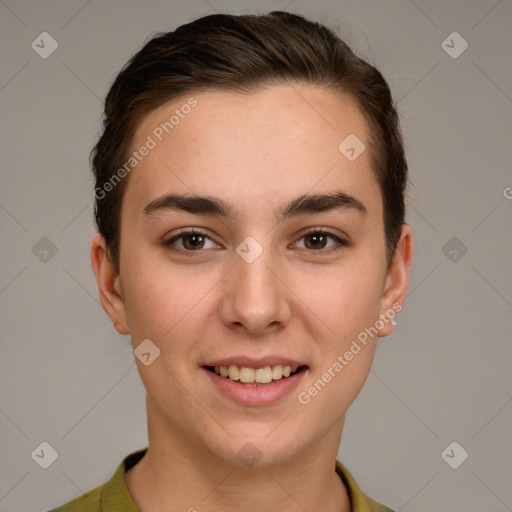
[91,11,408,274]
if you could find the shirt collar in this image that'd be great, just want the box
[101,448,144,512]
[335,459,392,511]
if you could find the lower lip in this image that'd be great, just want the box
[202,367,307,406]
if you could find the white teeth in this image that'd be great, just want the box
[255,366,272,384]
[213,364,301,383]
[239,367,255,383]
[228,364,240,381]
[272,365,283,380]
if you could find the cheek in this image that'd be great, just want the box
[122,264,206,408]
[122,270,169,340]
[297,263,383,342]
[120,255,184,353]
[295,271,382,421]
[121,255,218,365]
[295,264,382,401]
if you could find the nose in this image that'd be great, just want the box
[220,243,292,337]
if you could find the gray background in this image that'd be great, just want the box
[0,0,511,511]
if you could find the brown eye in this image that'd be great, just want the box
[304,233,328,249]
[294,230,347,251]
[162,230,218,256]
[181,233,206,250]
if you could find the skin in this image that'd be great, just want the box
[91,84,413,511]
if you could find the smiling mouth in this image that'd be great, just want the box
[204,364,307,384]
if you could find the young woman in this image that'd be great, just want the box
[50,11,413,512]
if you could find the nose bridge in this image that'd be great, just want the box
[222,234,290,333]
[236,242,277,295]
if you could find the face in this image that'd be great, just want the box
[92,84,412,468]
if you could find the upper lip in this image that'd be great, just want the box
[203,356,306,368]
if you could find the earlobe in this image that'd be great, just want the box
[377,224,414,337]
[90,233,130,335]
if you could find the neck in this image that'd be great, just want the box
[125,403,351,512]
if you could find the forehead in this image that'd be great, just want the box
[123,84,381,222]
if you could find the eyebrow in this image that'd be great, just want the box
[143,190,367,221]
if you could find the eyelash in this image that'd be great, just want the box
[161,228,348,257]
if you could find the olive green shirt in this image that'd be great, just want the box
[48,448,394,511]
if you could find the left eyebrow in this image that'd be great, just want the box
[143,191,368,221]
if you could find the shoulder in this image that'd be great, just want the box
[45,484,103,512]
[43,448,147,512]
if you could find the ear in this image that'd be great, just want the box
[377,223,414,337]
[90,233,130,335]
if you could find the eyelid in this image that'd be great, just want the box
[296,226,347,240]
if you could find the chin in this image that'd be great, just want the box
[204,428,306,469]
